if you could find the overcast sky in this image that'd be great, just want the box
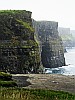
[0,0,75,30]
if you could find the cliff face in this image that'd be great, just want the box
[33,21,65,68]
[0,10,65,73]
[0,10,40,73]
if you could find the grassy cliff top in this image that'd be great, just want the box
[0,10,31,14]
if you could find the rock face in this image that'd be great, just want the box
[0,10,40,73]
[33,21,65,68]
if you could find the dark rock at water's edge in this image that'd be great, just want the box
[33,20,65,68]
[64,48,67,53]
[0,10,41,74]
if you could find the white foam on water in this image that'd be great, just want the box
[45,47,75,75]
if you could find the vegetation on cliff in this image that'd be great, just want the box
[60,33,74,42]
[16,19,34,32]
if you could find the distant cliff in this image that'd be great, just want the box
[33,21,65,68]
[58,27,74,48]
[0,10,40,73]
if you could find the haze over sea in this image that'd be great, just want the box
[45,47,75,75]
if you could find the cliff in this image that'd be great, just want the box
[0,10,40,73]
[33,21,65,68]
[0,10,65,73]
[58,27,74,48]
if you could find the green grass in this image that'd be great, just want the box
[0,10,31,15]
[0,81,17,87]
[0,72,12,81]
[0,88,75,100]
[0,72,17,87]
[0,72,11,77]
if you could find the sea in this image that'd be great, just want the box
[44,47,75,75]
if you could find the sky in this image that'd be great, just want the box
[0,0,75,30]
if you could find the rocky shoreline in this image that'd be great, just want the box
[12,74,75,94]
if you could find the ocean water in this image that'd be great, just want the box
[45,47,75,75]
